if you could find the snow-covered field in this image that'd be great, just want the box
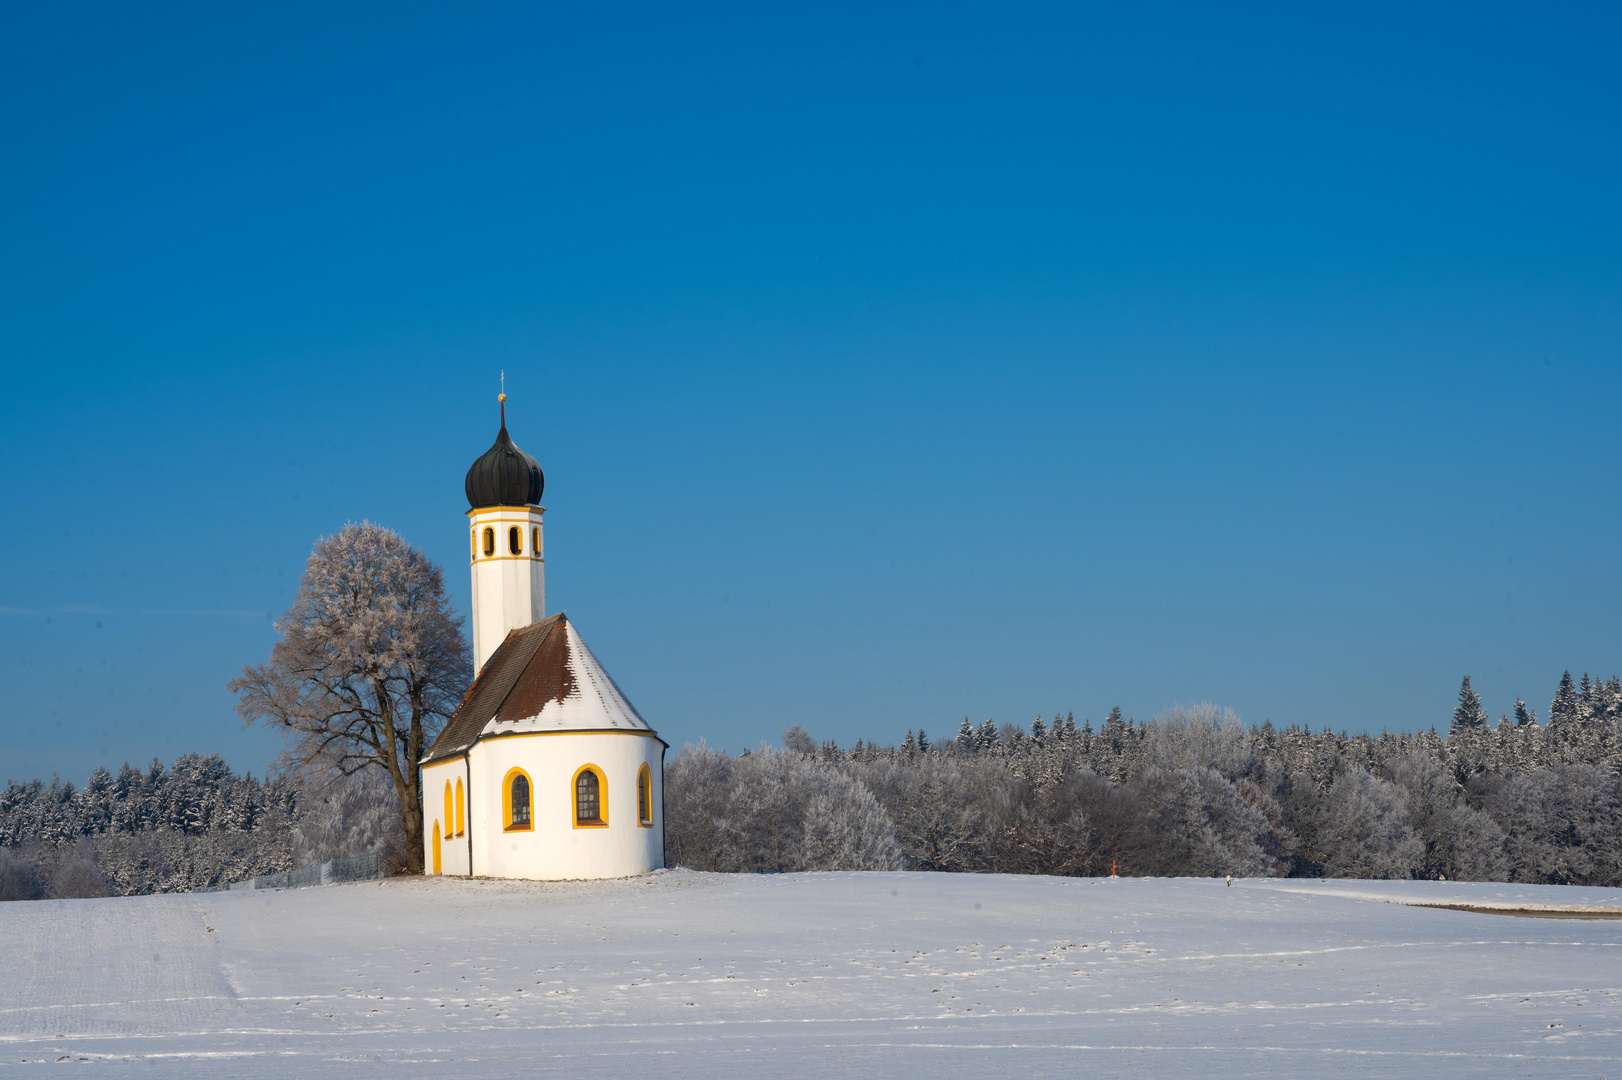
[3,872,1620,1077]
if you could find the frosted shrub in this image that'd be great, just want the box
[664,745,901,872]
[1316,769,1424,879]
[1118,767,1276,878]
[290,769,408,872]
[1383,752,1508,882]
[47,843,111,899]
[846,756,1003,871]
[1471,764,1622,886]
[0,848,45,901]
[662,743,739,873]
[801,768,902,871]
[1144,704,1251,779]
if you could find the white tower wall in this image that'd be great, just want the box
[473,731,663,880]
[468,505,545,672]
[422,732,664,880]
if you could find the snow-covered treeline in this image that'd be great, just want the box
[664,673,1622,884]
[0,756,403,899]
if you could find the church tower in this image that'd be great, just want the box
[421,395,665,881]
[464,393,546,673]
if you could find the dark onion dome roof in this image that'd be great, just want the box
[465,396,544,508]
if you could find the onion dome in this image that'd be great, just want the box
[465,395,544,508]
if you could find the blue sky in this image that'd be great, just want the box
[3,2,1620,785]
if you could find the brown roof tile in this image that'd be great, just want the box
[423,613,564,762]
[422,612,661,766]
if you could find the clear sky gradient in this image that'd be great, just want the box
[3,2,1620,785]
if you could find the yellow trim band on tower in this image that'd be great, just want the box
[466,506,546,517]
[419,727,666,769]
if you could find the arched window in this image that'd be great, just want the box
[637,764,653,826]
[470,530,476,561]
[574,765,606,826]
[443,781,454,839]
[431,825,442,875]
[482,527,495,557]
[511,775,530,826]
[509,526,522,555]
[454,778,465,838]
[532,526,541,558]
[503,768,532,831]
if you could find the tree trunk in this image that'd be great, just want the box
[401,800,424,874]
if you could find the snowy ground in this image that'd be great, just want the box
[3,872,1620,1077]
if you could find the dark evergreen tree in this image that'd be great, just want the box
[956,718,974,750]
[1102,707,1125,742]
[1451,675,1488,732]
[1551,670,1580,728]
[1513,698,1538,727]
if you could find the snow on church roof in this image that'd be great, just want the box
[423,613,660,765]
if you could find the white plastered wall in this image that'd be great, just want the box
[469,730,664,881]
[421,758,472,877]
[468,506,545,673]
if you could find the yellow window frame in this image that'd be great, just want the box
[572,764,608,828]
[636,763,654,827]
[503,767,533,832]
[454,777,465,837]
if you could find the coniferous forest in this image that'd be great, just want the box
[4,671,1621,897]
[663,673,1622,885]
[0,760,404,900]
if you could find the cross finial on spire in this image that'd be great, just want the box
[498,371,507,428]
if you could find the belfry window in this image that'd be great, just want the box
[482,527,495,557]
[509,526,522,555]
[576,769,602,825]
[532,526,541,558]
[510,774,531,828]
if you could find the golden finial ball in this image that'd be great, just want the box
[498,393,507,403]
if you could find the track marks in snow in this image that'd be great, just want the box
[5,873,1622,1076]
[0,894,234,1040]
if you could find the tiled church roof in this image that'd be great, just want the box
[423,613,659,765]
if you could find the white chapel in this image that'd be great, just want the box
[419,395,666,879]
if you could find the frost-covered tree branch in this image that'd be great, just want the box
[228,522,471,874]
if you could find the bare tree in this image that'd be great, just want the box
[229,522,471,874]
